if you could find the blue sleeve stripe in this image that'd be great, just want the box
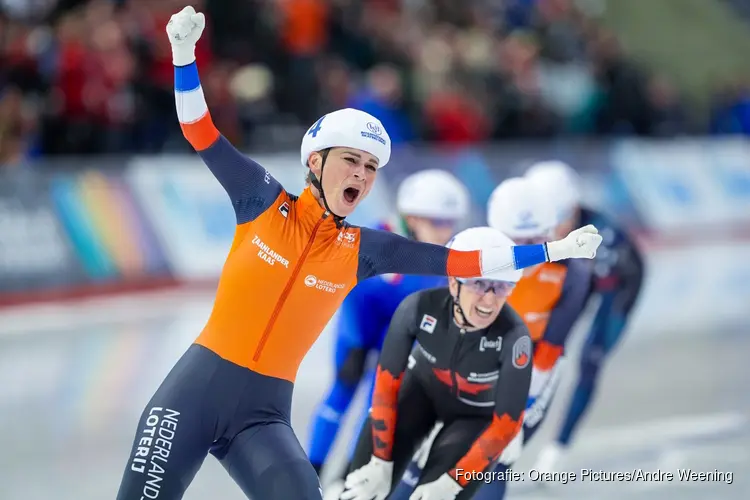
[512,244,548,269]
[174,62,200,92]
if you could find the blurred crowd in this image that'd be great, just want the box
[1,0,749,166]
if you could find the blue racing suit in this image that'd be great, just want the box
[555,207,645,447]
[307,223,447,475]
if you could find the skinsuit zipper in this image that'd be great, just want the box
[253,213,327,361]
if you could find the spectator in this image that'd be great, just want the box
[0,0,739,159]
[273,0,330,123]
[710,78,750,136]
[348,64,415,145]
[490,30,561,138]
[423,79,491,144]
[645,74,688,137]
[588,27,652,136]
[0,86,38,166]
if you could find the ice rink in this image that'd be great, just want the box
[1,288,748,500]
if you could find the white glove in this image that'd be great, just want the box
[498,427,524,465]
[165,5,205,66]
[524,400,546,429]
[323,480,346,500]
[546,224,602,262]
[340,456,393,500]
[409,473,462,500]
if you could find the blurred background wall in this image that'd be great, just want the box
[1,0,749,499]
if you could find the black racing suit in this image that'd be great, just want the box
[348,287,533,499]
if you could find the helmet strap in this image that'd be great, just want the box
[452,283,477,329]
[308,149,346,228]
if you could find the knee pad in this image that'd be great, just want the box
[258,458,323,500]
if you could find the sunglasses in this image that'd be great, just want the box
[457,278,516,297]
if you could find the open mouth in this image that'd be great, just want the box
[343,187,360,204]
[475,306,494,318]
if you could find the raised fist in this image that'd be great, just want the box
[547,224,603,261]
[166,6,205,66]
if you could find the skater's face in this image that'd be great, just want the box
[403,215,457,246]
[449,278,514,329]
[308,148,378,217]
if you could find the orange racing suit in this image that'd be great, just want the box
[115,61,551,500]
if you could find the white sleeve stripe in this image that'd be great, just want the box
[479,245,514,276]
[178,109,209,126]
[175,86,208,124]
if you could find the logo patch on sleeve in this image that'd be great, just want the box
[512,336,532,369]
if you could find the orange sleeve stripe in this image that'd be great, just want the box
[370,366,403,460]
[534,341,563,371]
[180,112,220,152]
[450,413,521,486]
[447,249,482,278]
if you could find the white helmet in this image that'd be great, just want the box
[446,227,522,283]
[396,169,469,220]
[524,161,581,223]
[300,108,391,168]
[487,177,557,240]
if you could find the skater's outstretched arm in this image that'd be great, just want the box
[168,6,282,225]
[356,225,603,281]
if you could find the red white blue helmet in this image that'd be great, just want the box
[446,227,523,283]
